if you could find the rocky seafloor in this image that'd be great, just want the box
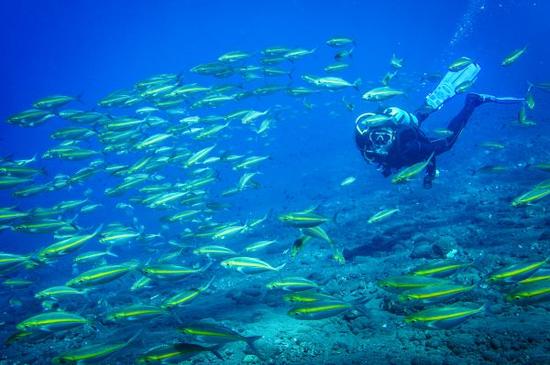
[2,168,550,365]
[192,158,550,365]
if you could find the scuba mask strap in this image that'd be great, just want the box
[355,112,376,135]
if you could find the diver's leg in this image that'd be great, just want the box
[443,93,483,147]
[420,92,524,188]
[413,104,435,126]
[445,93,525,141]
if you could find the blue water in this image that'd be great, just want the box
[1,1,549,364]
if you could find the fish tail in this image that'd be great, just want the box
[353,78,362,91]
[25,256,43,269]
[126,329,143,345]
[105,249,118,258]
[200,276,216,292]
[126,259,141,270]
[208,345,224,360]
[91,223,104,237]
[244,335,264,360]
[352,300,370,317]
[0,225,13,232]
[68,214,81,231]
[200,261,213,272]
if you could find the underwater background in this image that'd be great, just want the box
[1,0,549,364]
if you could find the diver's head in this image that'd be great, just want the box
[354,106,418,163]
[355,125,396,163]
[355,112,397,162]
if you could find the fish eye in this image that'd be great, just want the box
[514,296,521,300]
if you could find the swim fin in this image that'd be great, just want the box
[426,63,481,110]
[469,93,525,104]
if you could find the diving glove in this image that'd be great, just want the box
[426,63,481,110]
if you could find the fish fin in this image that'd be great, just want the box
[426,321,438,329]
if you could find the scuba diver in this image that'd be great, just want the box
[355,63,524,188]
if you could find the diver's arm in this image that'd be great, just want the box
[398,128,429,159]
[400,138,439,188]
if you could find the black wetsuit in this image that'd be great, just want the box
[356,93,482,187]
